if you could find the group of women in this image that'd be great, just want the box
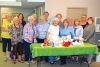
[1,11,96,65]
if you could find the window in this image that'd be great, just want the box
[0,0,16,1]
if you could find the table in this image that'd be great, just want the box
[30,43,98,56]
[30,43,98,67]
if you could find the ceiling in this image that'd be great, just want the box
[0,0,45,8]
[21,2,45,8]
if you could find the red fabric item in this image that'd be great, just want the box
[63,42,70,47]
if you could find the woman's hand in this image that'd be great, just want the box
[79,37,84,41]
[74,36,79,40]
[28,36,33,42]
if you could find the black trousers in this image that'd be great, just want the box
[12,42,23,59]
[60,56,66,63]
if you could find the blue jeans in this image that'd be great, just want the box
[49,56,56,62]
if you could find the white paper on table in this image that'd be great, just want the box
[96,52,100,62]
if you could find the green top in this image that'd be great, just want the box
[30,43,98,56]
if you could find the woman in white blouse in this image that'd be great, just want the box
[47,18,60,42]
[47,18,60,64]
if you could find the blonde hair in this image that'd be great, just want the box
[74,19,80,26]
[40,16,45,20]
[13,17,19,23]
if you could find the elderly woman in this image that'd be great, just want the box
[9,17,23,64]
[83,17,96,63]
[59,19,74,65]
[37,16,50,62]
[37,16,50,43]
[1,15,13,61]
[23,15,37,64]
[47,18,60,64]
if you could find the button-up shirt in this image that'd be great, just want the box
[59,26,75,39]
[37,23,50,39]
[74,26,83,37]
[23,23,35,43]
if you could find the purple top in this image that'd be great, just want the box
[23,23,35,43]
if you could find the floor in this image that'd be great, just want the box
[0,44,100,67]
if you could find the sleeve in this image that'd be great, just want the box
[1,20,7,32]
[33,25,38,39]
[20,26,23,40]
[48,25,52,33]
[23,25,29,39]
[85,25,95,41]
[80,26,83,37]
[70,27,75,39]
[8,25,13,37]
[8,25,15,40]
[59,27,62,37]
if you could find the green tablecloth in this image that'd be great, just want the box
[30,43,98,56]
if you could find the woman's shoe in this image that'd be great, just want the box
[30,60,36,64]
[13,60,16,64]
[60,62,66,65]
[18,60,24,63]
[25,61,29,64]
[50,62,54,65]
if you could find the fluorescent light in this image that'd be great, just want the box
[28,0,45,2]
[0,2,21,6]
[0,0,16,1]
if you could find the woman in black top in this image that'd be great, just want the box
[17,13,26,27]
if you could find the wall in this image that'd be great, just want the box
[45,0,100,19]
[1,7,35,21]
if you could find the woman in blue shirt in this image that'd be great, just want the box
[72,19,84,62]
[37,16,50,43]
[37,16,50,62]
[59,19,74,65]
[59,19,74,39]
[74,19,83,41]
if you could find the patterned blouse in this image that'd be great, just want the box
[9,24,23,45]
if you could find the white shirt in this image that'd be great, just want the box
[48,25,59,42]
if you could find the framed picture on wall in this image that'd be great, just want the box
[95,17,100,32]
[67,7,87,19]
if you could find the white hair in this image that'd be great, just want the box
[52,18,60,23]
[28,14,37,21]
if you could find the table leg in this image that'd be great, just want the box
[79,56,90,67]
[37,57,41,67]
[28,61,31,67]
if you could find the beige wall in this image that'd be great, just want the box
[45,0,100,19]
